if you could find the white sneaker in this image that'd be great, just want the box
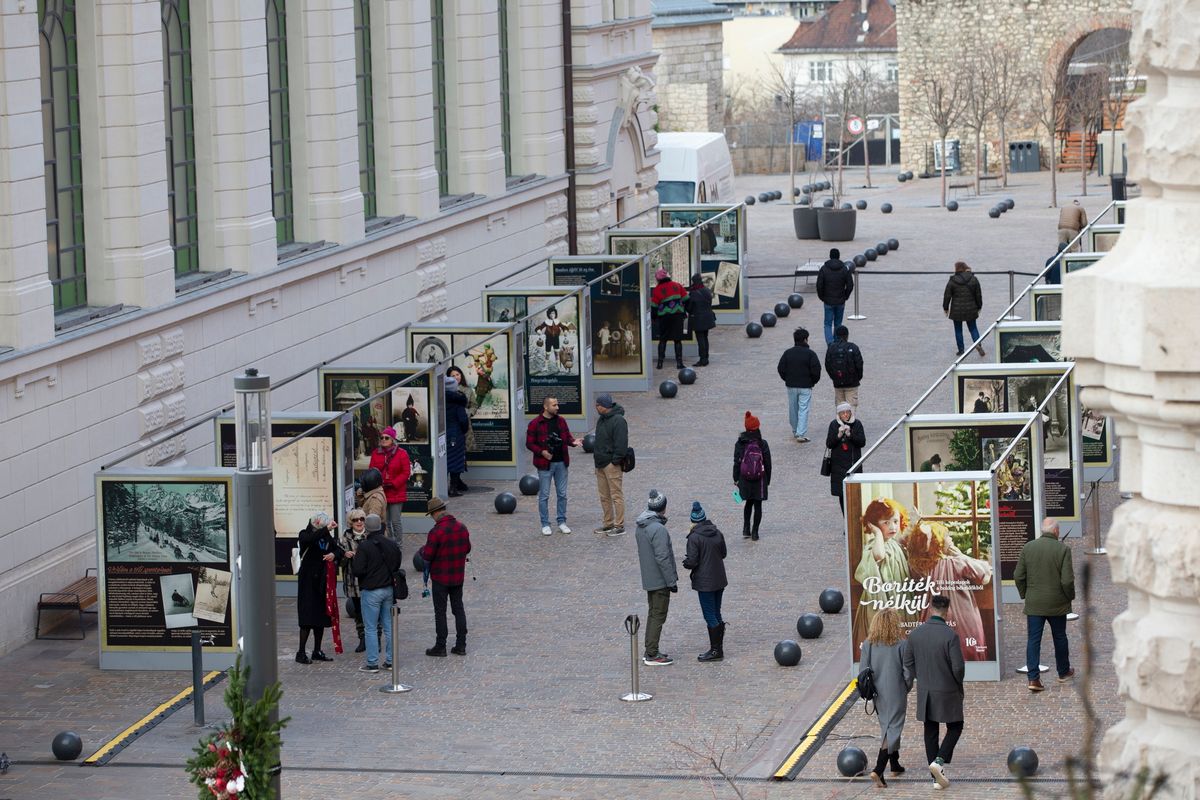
[929,762,949,789]
[558,523,572,534]
[541,526,553,536]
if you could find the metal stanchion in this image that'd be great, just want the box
[847,276,866,321]
[191,630,206,726]
[1003,271,1022,320]
[380,604,413,694]
[1086,481,1107,555]
[620,615,652,702]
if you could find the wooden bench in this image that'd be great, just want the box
[949,181,974,199]
[793,262,822,292]
[37,568,98,640]
[979,174,1001,189]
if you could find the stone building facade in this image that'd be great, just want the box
[651,0,732,133]
[895,0,1131,175]
[0,0,654,653]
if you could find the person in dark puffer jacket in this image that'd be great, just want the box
[682,501,728,662]
[816,248,855,345]
[943,261,984,357]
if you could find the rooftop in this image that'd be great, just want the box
[651,0,734,27]
[778,0,896,52]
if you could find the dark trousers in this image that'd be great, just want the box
[923,720,964,764]
[431,581,467,647]
[644,588,672,657]
[657,337,683,364]
[743,500,762,534]
[1026,614,1070,676]
[695,329,710,361]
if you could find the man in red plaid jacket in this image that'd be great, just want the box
[419,496,472,657]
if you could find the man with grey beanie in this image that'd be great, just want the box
[593,392,629,536]
[635,489,678,665]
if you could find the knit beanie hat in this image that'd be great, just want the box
[836,402,853,414]
[690,501,706,522]
[744,411,760,431]
[647,489,668,512]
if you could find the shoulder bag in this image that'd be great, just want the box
[290,546,306,575]
[820,449,833,477]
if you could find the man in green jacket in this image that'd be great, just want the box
[592,393,629,536]
[1014,518,1076,692]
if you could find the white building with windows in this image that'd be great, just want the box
[0,0,658,653]
[776,0,897,88]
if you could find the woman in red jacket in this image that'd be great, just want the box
[368,426,411,538]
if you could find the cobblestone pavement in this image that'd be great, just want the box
[0,169,1124,800]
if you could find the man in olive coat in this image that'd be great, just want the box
[1014,517,1076,692]
[903,594,965,789]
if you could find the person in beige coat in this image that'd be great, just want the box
[359,467,388,527]
[1057,200,1088,249]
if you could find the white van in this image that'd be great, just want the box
[656,132,736,205]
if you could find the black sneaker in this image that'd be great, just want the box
[426,646,448,657]
[295,651,311,664]
[359,663,379,673]
[643,653,674,666]
[310,650,332,662]
[451,645,466,656]
[383,662,392,670]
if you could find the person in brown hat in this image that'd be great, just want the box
[418,497,471,656]
[733,411,772,540]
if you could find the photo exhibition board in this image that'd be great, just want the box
[902,413,1045,603]
[95,468,238,670]
[1062,252,1104,275]
[844,471,1002,681]
[994,322,1113,481]
[549,256,650,390]
[1029,286,1062,321]
[406,324,520,477]
[952,362,1082,531]
[317,365,441,519]
[214,413,343,579]
[1088,224,1122,253]
[481,287,590,423]
[604,228,700,343]
[659,204,748,321]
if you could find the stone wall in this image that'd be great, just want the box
[895,0,1132,175]
[652,22,725,132]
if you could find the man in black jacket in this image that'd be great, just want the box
[777,328,822,442]
[823,325,863,413]
[592,393,629,536]
[351,514,402,672]
[815,248,855,345]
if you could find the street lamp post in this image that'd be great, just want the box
[233,368,282,797]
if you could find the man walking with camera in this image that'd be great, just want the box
[351,513,402,673]
[526,396,583,537]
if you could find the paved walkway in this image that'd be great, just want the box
[0,168,1124,799]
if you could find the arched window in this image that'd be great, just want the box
[354,0,376,219]
[163,0,198,276]
[39,0,87,311]
[266,0,294,244]
[430,0,448,196]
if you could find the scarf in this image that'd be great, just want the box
[837,414,855,438]
[324,559,343,654]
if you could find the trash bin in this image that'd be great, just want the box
[1111,173,1127,223]
[1009,141,1040,173]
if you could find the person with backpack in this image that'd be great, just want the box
[650,268,688,370]
[816,248,855,345]
[682,501,728,662]
[861,608,913,787]
[824,325,863,414]
[686,273,716,367]
[733,411,772,541]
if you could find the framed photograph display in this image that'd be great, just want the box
[605,228,701,342]
[215,412,344,579]
[1088,224,1122,253]
[659,204,747,320]
[1029,286,1062,321]
[903,413,1045,603]
[407,324,520,476]
[318,365,440,518]
[481,287,590,421]
[953,362,1081,532]
[96,469,237,670]
[1063,252,1104,275]
[549,256,650,388]
[995,323,1112,481]
[844,471,1002,681]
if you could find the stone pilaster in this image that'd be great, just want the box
[510,0,565,177]
[448,0,505,198]
[0,3,54,348]
[191,0,277,273]
[290,0,365,242]
[372,0,439,218]
[1061,0,1200,795]
[79,0,175,308]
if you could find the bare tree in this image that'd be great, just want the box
[818,61,857,202]
[961,48,994,194]
[1030,61,1069,207]
[1066,68,1107,196]
[1099,41,1136,179]
[910,71,967,207]
[844,54,890,188]
[986,42,1024,189]
[760,60,814,205]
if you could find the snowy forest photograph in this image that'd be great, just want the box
[102,480,230,564]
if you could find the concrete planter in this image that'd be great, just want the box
[817,208,856,241]
[792,207,820,239]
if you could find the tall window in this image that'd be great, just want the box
[266,0,294,244]
[39,0,87,311]
[163,0,199,276]
[886,61,899,82]
[497,0,512,176]
[809,60,833,83]
[353,0,376,219]
[430,0,449,195]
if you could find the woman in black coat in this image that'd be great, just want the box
[295,512,345,664]
[686,273,716,367]
[942,261,984,357]
[682,501,728,662]
[826,402,866,515]
[445,367,472,495]
[733,411,772,541]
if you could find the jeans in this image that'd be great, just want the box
[431,581,467,648]
[697,588,724,628]
[386,503,404,539]
[823,303,845,345]
[359,586,393,666]
[787,387,813,438]
[537,461,569,526]
[952,319,981,353]
[644,588,672,657]
[923,720,964,764]
[1026,614,1070,677]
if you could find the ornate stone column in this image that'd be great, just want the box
[1061,1,1200,797]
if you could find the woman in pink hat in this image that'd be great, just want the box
[369,427,411,538]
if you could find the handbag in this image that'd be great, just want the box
[290,546,306,575]
[393,568,409,601]
[621,446,636,473]
[820,449,833,477]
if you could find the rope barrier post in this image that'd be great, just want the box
[1003,271,1022,320]
[380,603,414,694]
[847,274,866,321]
[191,630,206,726]
[1087,481,1107,556]
[620,614,652,702]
